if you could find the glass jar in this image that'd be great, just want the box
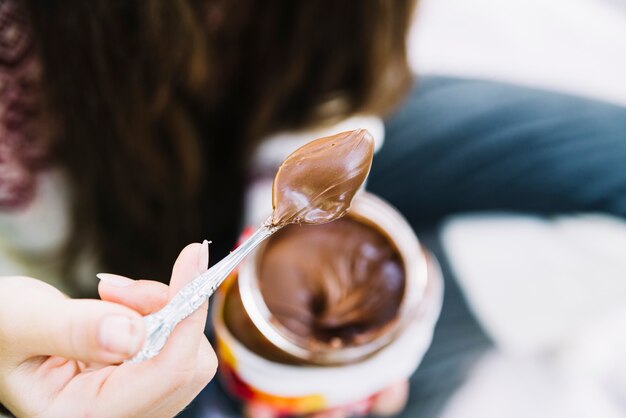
[212,192,443,415]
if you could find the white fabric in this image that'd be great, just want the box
[441,214,626,354]
[441,214,626,417]
[410,1,626,415]
[409,0,626,106]
[0,170,71,290]
[0,169,69,255]
[439,349,626,418]
[440,306,626,418]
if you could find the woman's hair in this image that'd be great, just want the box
[24,0,416,295]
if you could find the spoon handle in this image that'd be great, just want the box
[128,221,278,363]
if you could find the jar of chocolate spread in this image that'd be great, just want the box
[212,192,443,416]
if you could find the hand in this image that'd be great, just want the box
[243,380,410,418]
[0,242,216,418]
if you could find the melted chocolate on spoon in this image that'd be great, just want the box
[223,129,383,360]
[270,129,375,227]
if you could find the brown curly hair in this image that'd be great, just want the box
[23,0,416,295]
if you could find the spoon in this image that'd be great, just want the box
[128,129,374,363]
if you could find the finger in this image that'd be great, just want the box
[100,337,217,418]
[151,241,210,367]
[0,277,145,365]
[100,242,209,369]
[150,337,217,418]
[310,409,349,418]
[168,240,209,295]
[369,380,409,416]
[95,243,216,415]
[243,402,279,418]
[192,337,218,390]
[98,274,169,315]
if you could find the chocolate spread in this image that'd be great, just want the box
[270,129,374,227]
[224,130,399,360]
[258,216,405,347]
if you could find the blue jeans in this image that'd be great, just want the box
[368,76,626,418]
[370,76,626,219]
[189,77,626,418]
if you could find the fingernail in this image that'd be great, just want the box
[97,273,135,287]
[98,315,144,356]
[370,380,409,416]
[198,240,210,274]
[245,403,277,418]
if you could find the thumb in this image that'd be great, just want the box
[1,278,145,365]
[39,299,146,364]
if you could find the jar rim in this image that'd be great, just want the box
[238,191,429,365]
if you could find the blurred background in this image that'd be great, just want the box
[404,0,626,417]
[410,0,626,106]
[194,1,626,417]
[1,0,625,417]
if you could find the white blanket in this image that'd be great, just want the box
[409,0,626,415]
[410,0,626,106]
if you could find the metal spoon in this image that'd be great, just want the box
[128,129,374,363]
[127,218,278,363]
